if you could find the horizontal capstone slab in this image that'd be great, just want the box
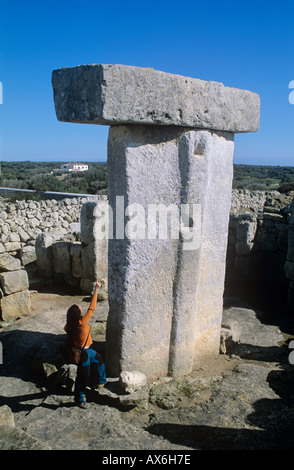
[52,64,260,133]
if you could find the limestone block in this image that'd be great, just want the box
[81,201,97,245]
[236,220,257,243]
[0,270,29,295]
[1,290,31,320]
[18,227,30,242]
[0,405,15,427]
[52,242,71,275]
[81,200,109,245]
[70,242,82,258]
[72,256,83,279]
[4,241,21,252]
[106,125,234,378]
[55,364,77,392]
[81,243,96,279]
[80,201,108,281]
[52,64,260,133]
[234,217,257,255]
[119,371,147,393]
[0,253,21,272]
[20,246,37,266]
[69,222,80,233]
[220,320,241,354]
[9,232,20,243]
[35,231,64,278]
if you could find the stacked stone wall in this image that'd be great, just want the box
[0,253,30,321]
[226,189,293,314]
[35,198,108,299]
[0,197,91,258]
[0,195,103,321]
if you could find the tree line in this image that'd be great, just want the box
[233,164,294,192]
[0,161,107,195]
[0,161,293,195]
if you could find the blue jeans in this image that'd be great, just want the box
[74,348,107,404]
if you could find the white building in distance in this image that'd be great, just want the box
[55,163,89,173]
[61,163,88,172]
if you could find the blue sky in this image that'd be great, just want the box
[0,0,294,166]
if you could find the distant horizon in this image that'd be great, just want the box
[0,159,293,168]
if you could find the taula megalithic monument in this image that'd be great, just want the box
[52,64,260,378]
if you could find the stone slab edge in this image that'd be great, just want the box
[52,64,260,133]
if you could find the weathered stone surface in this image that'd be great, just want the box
[0,253,21,271]
[35,231,64,278]
[52,241,71,275]
[220,319,241,354]
[0,290,31,320]
[52,64,260,133]
[4,241,21,252]
[71,243,83,278]
[106,125,234,378]
[20,245,37,266]
[80,201,108,295]
[0,425,51,450]
[0,405,15,427]
[235,217,257,256]
[119,371,148,393]
[0,269,29,295]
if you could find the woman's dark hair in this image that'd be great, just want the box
[66,304,81,331]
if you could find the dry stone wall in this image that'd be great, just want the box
[226,189,293,313]
[0,253,30,321]
[0,196,100,321]
[0,197,88,257]
[35,198,108,299]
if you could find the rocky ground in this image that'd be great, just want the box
[0,287,294,451]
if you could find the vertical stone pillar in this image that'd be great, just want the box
[52,64,260,378]
[80,200,108,298]
[106,125,234,376]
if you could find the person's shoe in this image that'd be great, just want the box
[98,381,108,388]
[78,402,87,409]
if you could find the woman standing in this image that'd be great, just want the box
[65,280,107,408]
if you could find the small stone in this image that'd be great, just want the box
[119,371,147,393]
